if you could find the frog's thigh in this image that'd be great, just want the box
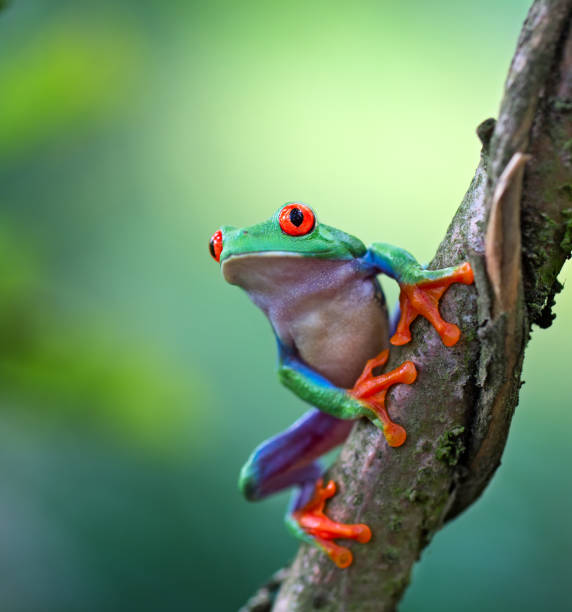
[239,409,354,501]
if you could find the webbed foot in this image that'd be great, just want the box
[291,479,371,568]
[391,262,474,347]
[349,349,417,447]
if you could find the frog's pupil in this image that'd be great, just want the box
[290,207,304,227]
[209,237,216,257]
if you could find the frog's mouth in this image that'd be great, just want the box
[221,249,345,267]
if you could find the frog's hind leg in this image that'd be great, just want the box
[238,409,371,568]
[238,408,352,500]
[286,478,371,568]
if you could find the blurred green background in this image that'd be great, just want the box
[0,0,570,610]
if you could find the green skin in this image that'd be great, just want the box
[217,205,460,423]
[212,203,468,559]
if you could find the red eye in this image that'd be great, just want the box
[278,203,315,236]
[209,230,223,262]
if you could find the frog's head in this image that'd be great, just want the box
[209,203,368,313]
[209,202,365,270]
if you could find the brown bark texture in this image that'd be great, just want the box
[242,1,572,609]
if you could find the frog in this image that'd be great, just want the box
[209,202,473,568]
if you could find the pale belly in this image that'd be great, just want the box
[289,277,389,388]
[222,254,390,389]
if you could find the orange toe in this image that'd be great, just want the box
[293,480,372,569]
[350,352,416,447]
[391,262,473,347]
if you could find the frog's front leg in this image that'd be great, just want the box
[278,344,417,447]
[363,243,474,347]
[238,408,370,568]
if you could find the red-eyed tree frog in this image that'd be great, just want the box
[209,203,473,568]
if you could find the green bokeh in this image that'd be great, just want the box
[1,1,569,610]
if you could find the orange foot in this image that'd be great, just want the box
[391,262,474,347]
[293,479,371,569]
[349,349,417,447]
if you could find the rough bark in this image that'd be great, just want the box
[242,1,572,609]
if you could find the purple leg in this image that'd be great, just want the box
[239,409,354,502]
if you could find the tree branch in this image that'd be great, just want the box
[243,1,572,609]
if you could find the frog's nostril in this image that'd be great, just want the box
[209,230,223,262]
